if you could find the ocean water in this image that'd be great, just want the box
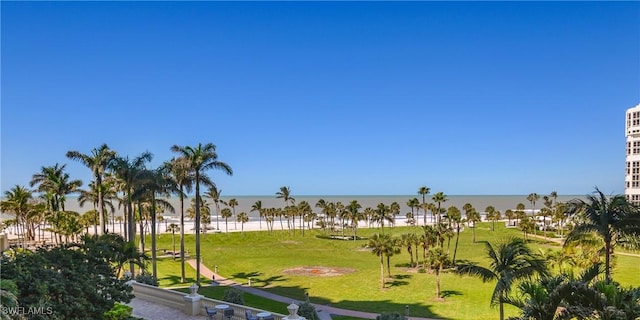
[26,194,583,221]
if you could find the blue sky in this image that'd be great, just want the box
[1,2,639,196]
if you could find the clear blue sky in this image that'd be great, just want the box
[1,2,639,196]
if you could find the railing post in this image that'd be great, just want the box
[183,284,203,316]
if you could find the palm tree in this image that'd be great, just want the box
[1,185,33,247]
[237,212,249,233]
[164,157,193,282]
[504,209,515,227]
[373,203,394,233]
[401,233,418,267]
[515,203,526,226]
[448,206,464,264]
[203,186,222,231]
[30,163,82,212]
[418,186,431,226]
[485,206,496,231]
[564,187,640,283]
[171,143,232,286]
[456,238,548,320]
[389,202,400,227]
[428,247,449,299]
[251,200,263,230]
[345,200,363,240]
[134,166,175,278]
[167,223,180,260]
[66,144,116,235]
[406,198,419,224]
[368,233,391,289]
[221,207,232,232]
[228,198,238,229]
[275,187,294,231]
[432,192,447,224]
[527,193,540,217]
[110,152,151,274]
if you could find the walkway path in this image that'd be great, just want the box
[129,297,203,320]
[187,260,440,320]
[527,234,640,257]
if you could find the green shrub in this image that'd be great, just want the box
[222,287,244,305]
[376,312,406,320]
[104,302,133,320]
[134,272,159,286]
[298,301,320,320]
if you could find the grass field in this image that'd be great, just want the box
[149,223,640,320]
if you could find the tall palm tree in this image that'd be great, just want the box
[237,212,249,233]
[110,152,151,274]
[527,193,540,217]
[448,206,463,263]
[389,202,400,227]
[66,144,116,235]
[418,186,431,226]
[276,186,295,206]
[220,207,232,233]
[464,204,481,243]
[1,185,33,247]
[171,143,232,286]
[485,206,496,231]
[228,198,238,229]
[432,192,447,224]
[204,186,222,231]
[251,200,263,230]
[167,223,180,260]
[456,238,548,320]
[368,233,391,289]
[407,198,419,224]
[134,167,175,278]
[373,203,394,233]
[564,187,640,283]
[164,157,194,282]
[30,163,82,212]
[428,247,449,299]
[345,200,363,240]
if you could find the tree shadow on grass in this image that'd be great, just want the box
[159,274,196,287]
[392,274,412,280]
[232,271,263,279]
[441,290,462,298]
[386,280,410,287]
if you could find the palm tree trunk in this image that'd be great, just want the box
[380,254,385,289]
[179,187,186,283]
[195,173,201,286]
[127,191,135,275]
[435,268,441,298]
[97,175,106,235]
[453,227,460,264]
[605,239,612,282]
[151,192,158,279]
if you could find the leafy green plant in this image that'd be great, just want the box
[134,272,159,286]
[223,287,245,305]
[104,303,133,320]
[298,301,320,320]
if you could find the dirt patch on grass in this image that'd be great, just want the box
[283,266,356,277]
[281,240,300,245]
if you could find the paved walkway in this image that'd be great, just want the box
[129,297,204,320]
[187,260,440,320]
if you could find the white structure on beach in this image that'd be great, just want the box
[625,103,640,204]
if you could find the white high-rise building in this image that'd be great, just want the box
[625,103,640,204]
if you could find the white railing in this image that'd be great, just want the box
[129,281,287,318]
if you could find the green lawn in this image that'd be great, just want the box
[148,223,640,320]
